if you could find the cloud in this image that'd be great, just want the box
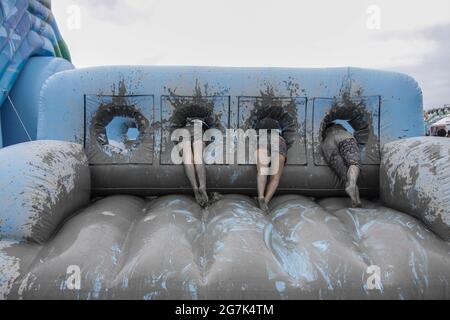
[52,0,449,109]
[374,24,450,109]
[70,0,158,25]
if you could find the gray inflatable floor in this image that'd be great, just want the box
[1,194,449,300]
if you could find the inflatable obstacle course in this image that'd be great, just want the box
[0,65,448,299]
[1,0,449,300]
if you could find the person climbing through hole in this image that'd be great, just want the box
[321,121,362,207]
[254,107,295,213]
[171,103,214,207]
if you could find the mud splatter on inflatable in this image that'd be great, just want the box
[0,1,449,300]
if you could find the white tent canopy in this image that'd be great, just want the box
[429,116,450,136]
[431,116,450,128]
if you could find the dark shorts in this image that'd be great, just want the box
[329,138,360,182]
[266,135,288,159]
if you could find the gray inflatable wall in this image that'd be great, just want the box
[381,137,450,241]
[0,141,90,244]
[34,66,423,196]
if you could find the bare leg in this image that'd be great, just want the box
[345,165,361,207]
[329,151,348,185]
[183,142,203,206]
[194,140,208,206]
[264,154,286,204]
[339,139,362,208]
[355,185,361,207]
[256,148,270,213]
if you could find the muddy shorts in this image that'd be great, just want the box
[339,138,360,167]
[329,138,360,182]
[266,135,288,159]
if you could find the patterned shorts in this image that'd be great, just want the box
[329,138,360,182]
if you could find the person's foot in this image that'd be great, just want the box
[199,187,209,207]
[351,201,362,208]
[345,183,359,208]
[194,188,205,207]
[346,166,361,208]
[258,197,270,214]
[354,185,362,208]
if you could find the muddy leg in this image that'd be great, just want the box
[339,139,362,208]
[256,148,270,213]
[194,140,208,206]
[355,185,361,207]
[264,154,286,205]
[183,142,203,206]
[345,165,361,207]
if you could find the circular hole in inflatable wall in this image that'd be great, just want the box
[320,98,373,145]
[92,104,149,156]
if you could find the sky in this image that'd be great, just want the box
[53,0,450,110]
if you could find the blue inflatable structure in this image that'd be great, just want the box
[1,1,449,300]
[0,0,72,147]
